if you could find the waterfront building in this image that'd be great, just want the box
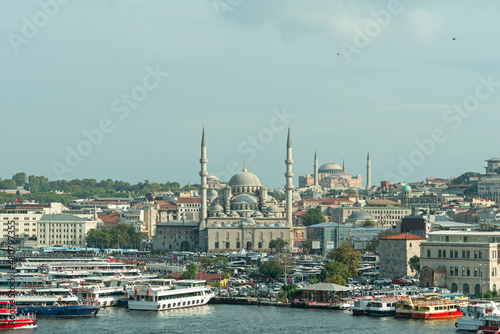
[153,221,199,251]
[420,229,500,295]
[378,233,425,279]
[37,213,98,247]
[330,206,411,228]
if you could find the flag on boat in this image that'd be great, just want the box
[14,198,20,202]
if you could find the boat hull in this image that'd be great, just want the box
[456,318,482,331]
[17,305,99,317]
[0,319,37,329]
[369,309,396,317]
[411,310,462,320]
[128,295,212,311]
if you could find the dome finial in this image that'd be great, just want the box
[242,160,247,172]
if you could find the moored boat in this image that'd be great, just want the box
[351,298,371,315]
[367,297,398,317]
[456,302,498,332]
[410,297,463,320]
[0,301,37,329]
[477,310,500,334]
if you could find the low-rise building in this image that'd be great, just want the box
[37,214,98,248]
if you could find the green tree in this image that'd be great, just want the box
[451,172,476,185]
[269,238,289,254]
[181,263,199,279]
[322,261,349,284]
[409,255,420,278]
[363,219,376,227]
[302,208,326,227]
[326,242,361,278]
[259,260,283,280]
[0,179,16,189]
[213,256,229,271]
[12,172,27,187]
[198,256,214,271]
[302,238,313,255]
[365,229,393,253]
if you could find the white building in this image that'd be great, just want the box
[37,214,98,248]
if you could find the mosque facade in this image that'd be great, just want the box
[198,127,294,253]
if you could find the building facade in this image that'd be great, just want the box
[378,233,425,279]
[37,214,98,248]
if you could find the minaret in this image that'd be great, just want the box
[314,151,318,189]
[199,127,208,229]
[366,152,371,190]
[343,158,346,173]
[285,126,294,228]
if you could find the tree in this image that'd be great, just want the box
[302,208,326,227]
[259,260,283,280]
[181,263,198,279]
[302,238,313,255]
[12,172,27,187]
[0,179,16,190]
[451,172,476,185]
[198,256,214,271]
[323,261,349,285]
[409,255,420,278]
[269,238,289,254]
[363,219,376,227]
[365,229,393,253]
[326,242,361,278]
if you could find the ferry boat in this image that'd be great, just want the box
[127,279,214,311]
[0,301,37,329]
[410,297,464,320]
[395,297,415,318]
[366,297,398,316]
[0,288,99,317]
[456,302,498,331]
[351,298,371,315]
[74,283,125,308]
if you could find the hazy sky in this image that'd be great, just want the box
[1,0,500,189]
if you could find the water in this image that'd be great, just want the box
[8,305,461,334]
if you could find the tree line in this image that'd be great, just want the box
[86,224,148,249]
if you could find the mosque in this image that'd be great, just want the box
[298,152,371,189]
[198,127,295,252]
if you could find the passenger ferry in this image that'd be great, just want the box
[127,279,214,311]
[367,297,398,316]
[351,298,371,315]
[395,297,415,318]
[74,279,126,308]
[0,301,37,329]
[456,302,498,331]
[0,288,99,317]
[410,297,464,320]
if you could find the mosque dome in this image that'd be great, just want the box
[210,205,223,212]
[232,195,258,204]
[211,195,224,205]
[252,211,263,217]
[229,170,262,187]
[319,161,343,174]
[267,205,281,213]
[292,192,301,201]
[212,222,222,228]
[275,222,287,227]
[230,211,240,217]
[348,211,373,221]
[402,185,412,191]
[241,217,256,226]
[209,189,219,198]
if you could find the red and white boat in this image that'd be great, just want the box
[0,301,37,329]
[409,297,464,320]
[476,309,500,334]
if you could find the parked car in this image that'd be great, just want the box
[391,278,409,285]
[373,278,391,285]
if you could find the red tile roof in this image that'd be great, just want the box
[176,197,201,204]
[379,233,425,241]
[98,213,120,222]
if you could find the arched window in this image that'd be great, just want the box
[270,232,273,239]
[463,284,469,294]
[215,232,219,239]
[236,232,240,240]
[280,232,284,239]
[494,285,497,293]
[451,283,458,293]
[260,232,263,239]
[475,284,481,296]
[226,232,230,239]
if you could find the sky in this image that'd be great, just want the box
[1,0,500,189]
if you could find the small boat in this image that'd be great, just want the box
[395,298,414,318]
[127,279,214,311]
[367,297,398,316]
[0,301,37,329]
[338,299,352,310]
[477,310,500,334]
[351,299,371,315]
[410,296,464,320]
[456,302,498,331]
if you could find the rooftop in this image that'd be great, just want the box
[379,232,425,241]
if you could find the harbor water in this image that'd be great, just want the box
[10,304,462,334]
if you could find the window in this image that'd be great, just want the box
[225,242,230,249]
[443,250,446,258]
[258,242,262,248]
[464,236,468,242]
[462,267,466,276]
[427,249,431,258]
[479,251,483,259]
[446,236,449,242]
[467,267,470,276]
[467,250,470,259]
[455,267,458,276]
[450,267,453,276]
[236,242,240,249]
[462,250,466,258]
[474,250,478,259]
[474,267,478,277]
[215,242,219,249]
[450,251,454,259]
[438,250,441,258]
[455,250,458,258]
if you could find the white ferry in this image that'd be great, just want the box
[127,279,214,311]
[366,297,398,316]
[456,302,498,331]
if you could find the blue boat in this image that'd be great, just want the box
[0,288,99,317]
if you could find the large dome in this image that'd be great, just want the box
[319,161,343,174]
[229,171,262,187]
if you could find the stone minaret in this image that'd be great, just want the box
[314,151,318,189]
[366,152,371,190]
[285,126,294,228]
[343,158,346,173]
[199,127,208,229]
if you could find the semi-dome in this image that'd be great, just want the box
[211,195,224,205]
[232,195,258,204]
[402,185,412,191]
[292,192,301,200]
[230,211,240,217]
[252,211,263,217]
[229,170,262,187]
[319,161,343,174]
[209,189,219,198]
[241,217,256,225]
[348,210,373,220]
[212,222,222,227]
[275,223,287,227]
[267,205,281,213]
